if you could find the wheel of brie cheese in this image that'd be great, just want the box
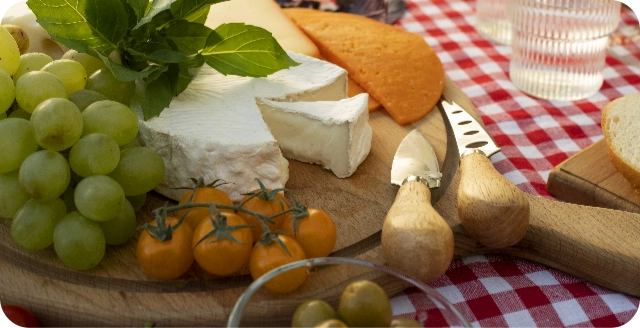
[134,52,372,202]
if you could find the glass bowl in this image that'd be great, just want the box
[227,257,470,327]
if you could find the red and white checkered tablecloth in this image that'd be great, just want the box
[389,0,640,327]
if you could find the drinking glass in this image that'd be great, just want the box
[507,0,621,101]
[475,0,512,45]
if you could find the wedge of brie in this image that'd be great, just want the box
[136,52,366,202]
[256,94,371,178]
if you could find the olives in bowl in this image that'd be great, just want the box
[227,257,470,327]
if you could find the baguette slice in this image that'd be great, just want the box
[602,93,640,194]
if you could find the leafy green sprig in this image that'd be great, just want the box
[27,0,299,120]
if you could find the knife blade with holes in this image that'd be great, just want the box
[440,99,530,249]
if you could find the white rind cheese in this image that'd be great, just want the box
[256,94,371,178]
[136,52,349,202]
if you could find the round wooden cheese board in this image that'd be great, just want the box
[0,76,469,326]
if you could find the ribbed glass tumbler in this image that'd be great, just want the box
[507,0,621,101]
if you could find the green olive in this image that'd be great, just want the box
[314,319,348,328]
[390,317,422,327]
[292,299,339,328]
[338,280,392,327]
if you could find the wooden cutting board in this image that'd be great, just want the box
[547,139,640,213]
[0,77,466,327]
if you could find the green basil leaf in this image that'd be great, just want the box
[89,48,158,82]
[135,0,227,30]
[127,0,149,22]
[170,0,228,22]
[201,23,299,77]
[184,6,210,24]
[135,0,173,30]
[121,0,139,30]
[145,65,170,86]
[127,42,188,64]
[141,73,174,120]
[163,20,212,55]
[167,54,205,96]
[27,0,129,55]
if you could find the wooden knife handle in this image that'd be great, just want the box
[457,152,530,248]
[502,195,640,296]
[381,180,454,282]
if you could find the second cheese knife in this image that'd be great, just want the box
[440,99,530,248]
[381,130,454,282]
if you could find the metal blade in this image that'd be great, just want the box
[440,99,501,158]
[391,130,442,188]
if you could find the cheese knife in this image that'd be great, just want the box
[440,99,530,249]
[381,129,454,282]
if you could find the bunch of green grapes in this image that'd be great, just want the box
[0,27,165,271]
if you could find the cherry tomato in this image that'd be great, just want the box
[281,208,337,258]
[239,190,290,243]
[248,234,307,293]
[136,216,194,280]
[176,187,233,229]
[192,212,253,276]
[2,305,39,327]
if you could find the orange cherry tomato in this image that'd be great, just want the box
[281,208,337,258]
[176,187,233,230]
[192,212,253,276]
[239,190,290,243]
[136,217,194,280]
[2,305,40,327]
[248,234,307,293]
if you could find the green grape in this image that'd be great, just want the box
[53,211,106,270]
[12,53,54,84]
[30,98,83,151]
[68,89,107,112]
[82,100,139,146]
[119,137,142,150]
[74,175,124,222]
[69,133,120,177]
[0,170,30,218]
[0,69,15,114]
[62,49,105,77]
[15,71,67,113]
[85,68,135,105]
[0,118,38,173]
[109,147,165,196]
[11,198,66,251]
[0,25,21,76]
[62,183,76,213]
[0,112,6,120]
[8,108,31,120]
[19,150,70,201]
[41,59,88,95]
[126,193,147,212]
[98,199,136,245]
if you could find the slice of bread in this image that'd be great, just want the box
[602,93,640,194]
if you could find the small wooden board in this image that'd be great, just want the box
[547,139,640,213]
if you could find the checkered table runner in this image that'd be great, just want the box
[389,0,640,326]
